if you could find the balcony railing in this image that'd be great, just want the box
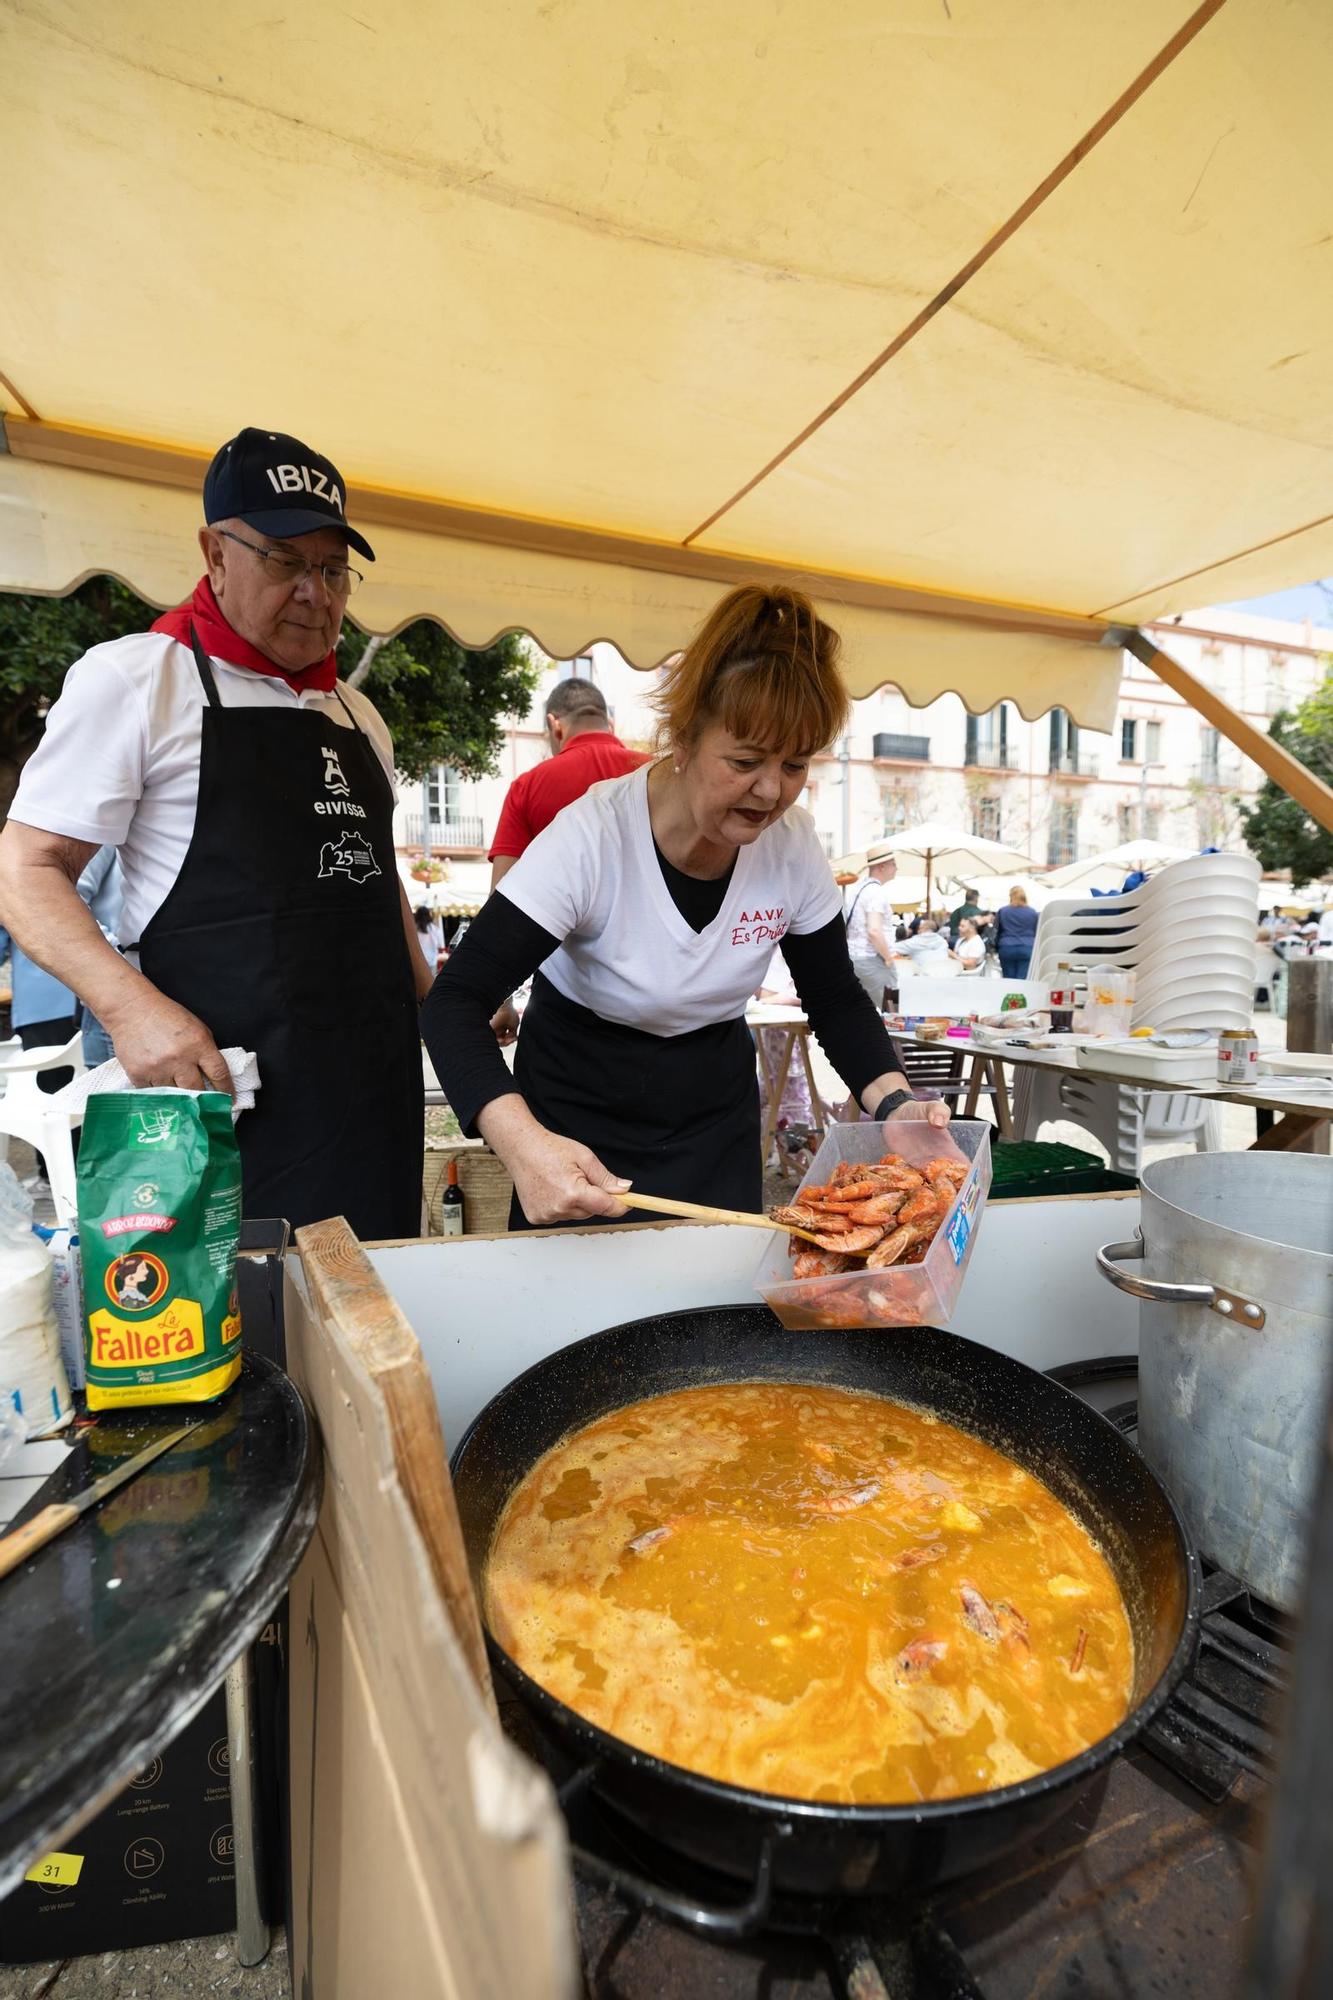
[1192,761,1240,787]
[402,811,487,849]
[872,732,931,763]
[964,745,1019,771]
[1050,752,1099,779]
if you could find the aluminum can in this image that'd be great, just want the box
[1216,1030,1259,1086]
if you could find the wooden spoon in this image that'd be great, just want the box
[614,1189,828,1248]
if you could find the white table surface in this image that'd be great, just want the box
[954,1034,1333,1119]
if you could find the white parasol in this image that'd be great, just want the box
[1043,838,1198,893]
[849,822,1035,914]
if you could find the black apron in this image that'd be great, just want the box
[509,970,761,1229]
[134,630,422,1238]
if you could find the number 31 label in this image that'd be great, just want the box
[25,1851,84,1888]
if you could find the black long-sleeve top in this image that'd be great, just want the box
[419,892,903,1138]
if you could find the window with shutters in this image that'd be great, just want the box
[971,795,1002,842]
[1047,802,1079,865]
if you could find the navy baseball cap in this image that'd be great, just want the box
[203,428,376,561]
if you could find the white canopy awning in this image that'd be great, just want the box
[3,2,1333,742]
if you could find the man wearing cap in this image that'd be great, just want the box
[488,678,649,891]
[844,844,899,1012]
[0,428,427,1238]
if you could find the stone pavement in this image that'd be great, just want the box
[0,1932,290,2000]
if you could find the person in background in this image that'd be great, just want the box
[893,917,949,968]
[0,425,426,1239]
[950,916,987,974]
[76,845,122,1066]
[413,904,444,969]
[948,886,982,942]
[844,843,899,1012]
[992,886,1039,980]
[489,678,649,889]
[487,678,651,1044]
[1317,900,1333,950]
[754,947,818,1173]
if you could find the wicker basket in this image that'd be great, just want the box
[422,1142,515,1236]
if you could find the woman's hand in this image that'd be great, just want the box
[885,1096,951,1130]
[478,1093,630,1225]
[510,1131,632,1225]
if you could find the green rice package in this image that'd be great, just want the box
[77,1091,243,1409]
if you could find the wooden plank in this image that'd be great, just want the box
[1124,631,1333,836]
[1251,1113,1325,1152]
[295,1216,493,1704]
[284,1250,576,2000]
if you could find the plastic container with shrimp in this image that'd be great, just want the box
[754,1119,992,1331]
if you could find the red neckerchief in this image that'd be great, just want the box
[151,576,338,694]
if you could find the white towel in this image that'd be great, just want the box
[58,1047,262,1122]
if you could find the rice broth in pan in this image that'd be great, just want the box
[484,1381,1133,1805]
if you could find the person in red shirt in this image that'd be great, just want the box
[487,678,648,1042]
[489,679,649,889]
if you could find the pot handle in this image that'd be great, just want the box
[557,1762,776,1939]
[1095,1235,1266,1329]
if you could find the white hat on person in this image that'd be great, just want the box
[864,841,899,867]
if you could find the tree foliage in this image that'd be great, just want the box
[0,581,542,816]
[1238,677,1333,883]
[335,618,540,780]
[0,577,158,816]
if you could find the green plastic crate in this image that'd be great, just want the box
[988,1138,1137,1200]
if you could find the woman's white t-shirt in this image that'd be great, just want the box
[498,764,841,1038]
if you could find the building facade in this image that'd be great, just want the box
[394,609,1330,899]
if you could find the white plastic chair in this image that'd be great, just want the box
[1014,1068,1218,1176]
[0,1032,86,1226]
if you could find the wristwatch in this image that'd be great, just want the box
[873,1087,913,1121]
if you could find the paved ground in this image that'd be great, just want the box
[0,1932,290,2000]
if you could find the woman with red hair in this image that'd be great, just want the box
[422,586,948,1227]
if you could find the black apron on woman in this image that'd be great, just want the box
[509,970,761,1230]
[133,631,422,1238]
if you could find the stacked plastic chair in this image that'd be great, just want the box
[1014,853,1259,1172]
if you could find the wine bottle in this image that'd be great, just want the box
[440,1158,465,1237]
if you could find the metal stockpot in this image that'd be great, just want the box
[1098,1151,1333,1612]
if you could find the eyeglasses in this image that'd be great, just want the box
[216,528,362,595]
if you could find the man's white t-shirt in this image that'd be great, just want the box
[498,764,840,1038]
[10,631,396,949]
[953,934,987,971]
[845,877,893,959]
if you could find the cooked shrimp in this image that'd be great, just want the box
[897,1542,947,1570]
[814,1224,885,1256]
[792,1249,852,1278]
[896,1637,948,1679]
[771,1202,822,1231]
[924,1157,968,1182]
[845,1191,905,1224]
[898,1186,948,1226]
[959,1582,1002,1641]
[865,1224,919,1269]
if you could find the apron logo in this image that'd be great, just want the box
[321,746,351,796]
[318,831,382,884]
